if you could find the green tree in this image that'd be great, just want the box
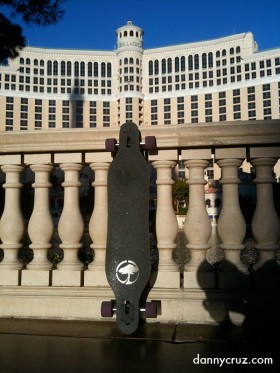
[0,0,65,62]
[172,178,189,214]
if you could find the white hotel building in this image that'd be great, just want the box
[0,20,279,132]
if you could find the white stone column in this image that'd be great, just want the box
[0,156,24,285]
[53,154,84,286]
[21,157,53,285]
[184,160,212,268]
[86,162,110,286]
[152,157,180,288]
[216,156,246,270]
[182,149,213,289]
[251,157,280,266]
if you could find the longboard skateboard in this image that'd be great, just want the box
[101,122,157,335]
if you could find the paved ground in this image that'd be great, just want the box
[0,318,278,373]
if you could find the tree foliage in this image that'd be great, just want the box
[172,178,189,214]
[0,0,65,62]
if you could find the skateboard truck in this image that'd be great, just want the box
[101,300,158,319]
[105,135,156,153]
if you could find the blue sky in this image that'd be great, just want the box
[2,0,280,51]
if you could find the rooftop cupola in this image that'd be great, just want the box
[116,21,144,51]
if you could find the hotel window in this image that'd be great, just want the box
[103,102,110,127]
[151,100,158,125]
[74,61,79,77]
[233,89,241,120]
[20,98,28,130]
[194,54,199,70]
[188,55,193,71]
[5,96,14,131]
[126,97,133,122]
[47,60,52,75]
[89,101,96,127]
[161,59,166,74]
[149,61,153,76]
[164,98,171,125]
[62,101,69,128]
[88,62,92,77]
[205,94,212,123]
[167,58,172,73]
[262,84,271,119]
[61,61,66,76]
[191,95,198,123]
[48,100,56,128]
[66,62,71,76]
[94,62,98,77]
[75,101,83,128]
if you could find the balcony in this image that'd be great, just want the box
[0,120,280,327]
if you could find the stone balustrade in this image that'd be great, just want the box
[0,120,279,324]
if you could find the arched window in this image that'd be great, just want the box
[88,62,92,76]
[94,62,98,77]
[154,60,159,75]
[181,56,185,72]
[26,58,30,65]
[236,46,241,53]
[61,61,65,76]
[124,31,127,37]
[119,32,122,38]
[53,61,58,75]
[67,61,71,76]
[222,49,226,56]
[167,58,172,73]
[230,47,234,55]
[130,30,133,36]
[47,60,52,75]
[149,60,153,76]
[205,199,211,207]
[208,52,213,68]
[161,59,166,74]
[34,59,38,66]
[20,57,24,64]
[175,57,180,72]
[136,58,139,65]
[80,62,85,76]
[188,55,193,70]
[194,54,199,70]
[202,53,207,69]
[136,32,138,37]
[74,61,79,76]
[107,62,112,77]
[101,62,106,77]
[124,58,128,64]
[129,57,133,64]
[216,51,220,58]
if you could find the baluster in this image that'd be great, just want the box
[216,158,246,270]
[183,154,213,289]
[251,157,280,267]
[85,161,110,286]
[152,159,180,288]
[21,160,53,286]
[0,161,24,285]
[53,160,84,286]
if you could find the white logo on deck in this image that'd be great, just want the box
[116,260,139,285]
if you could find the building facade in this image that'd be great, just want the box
[0,20,279,132]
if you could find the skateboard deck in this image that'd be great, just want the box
[105,122,151,334]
